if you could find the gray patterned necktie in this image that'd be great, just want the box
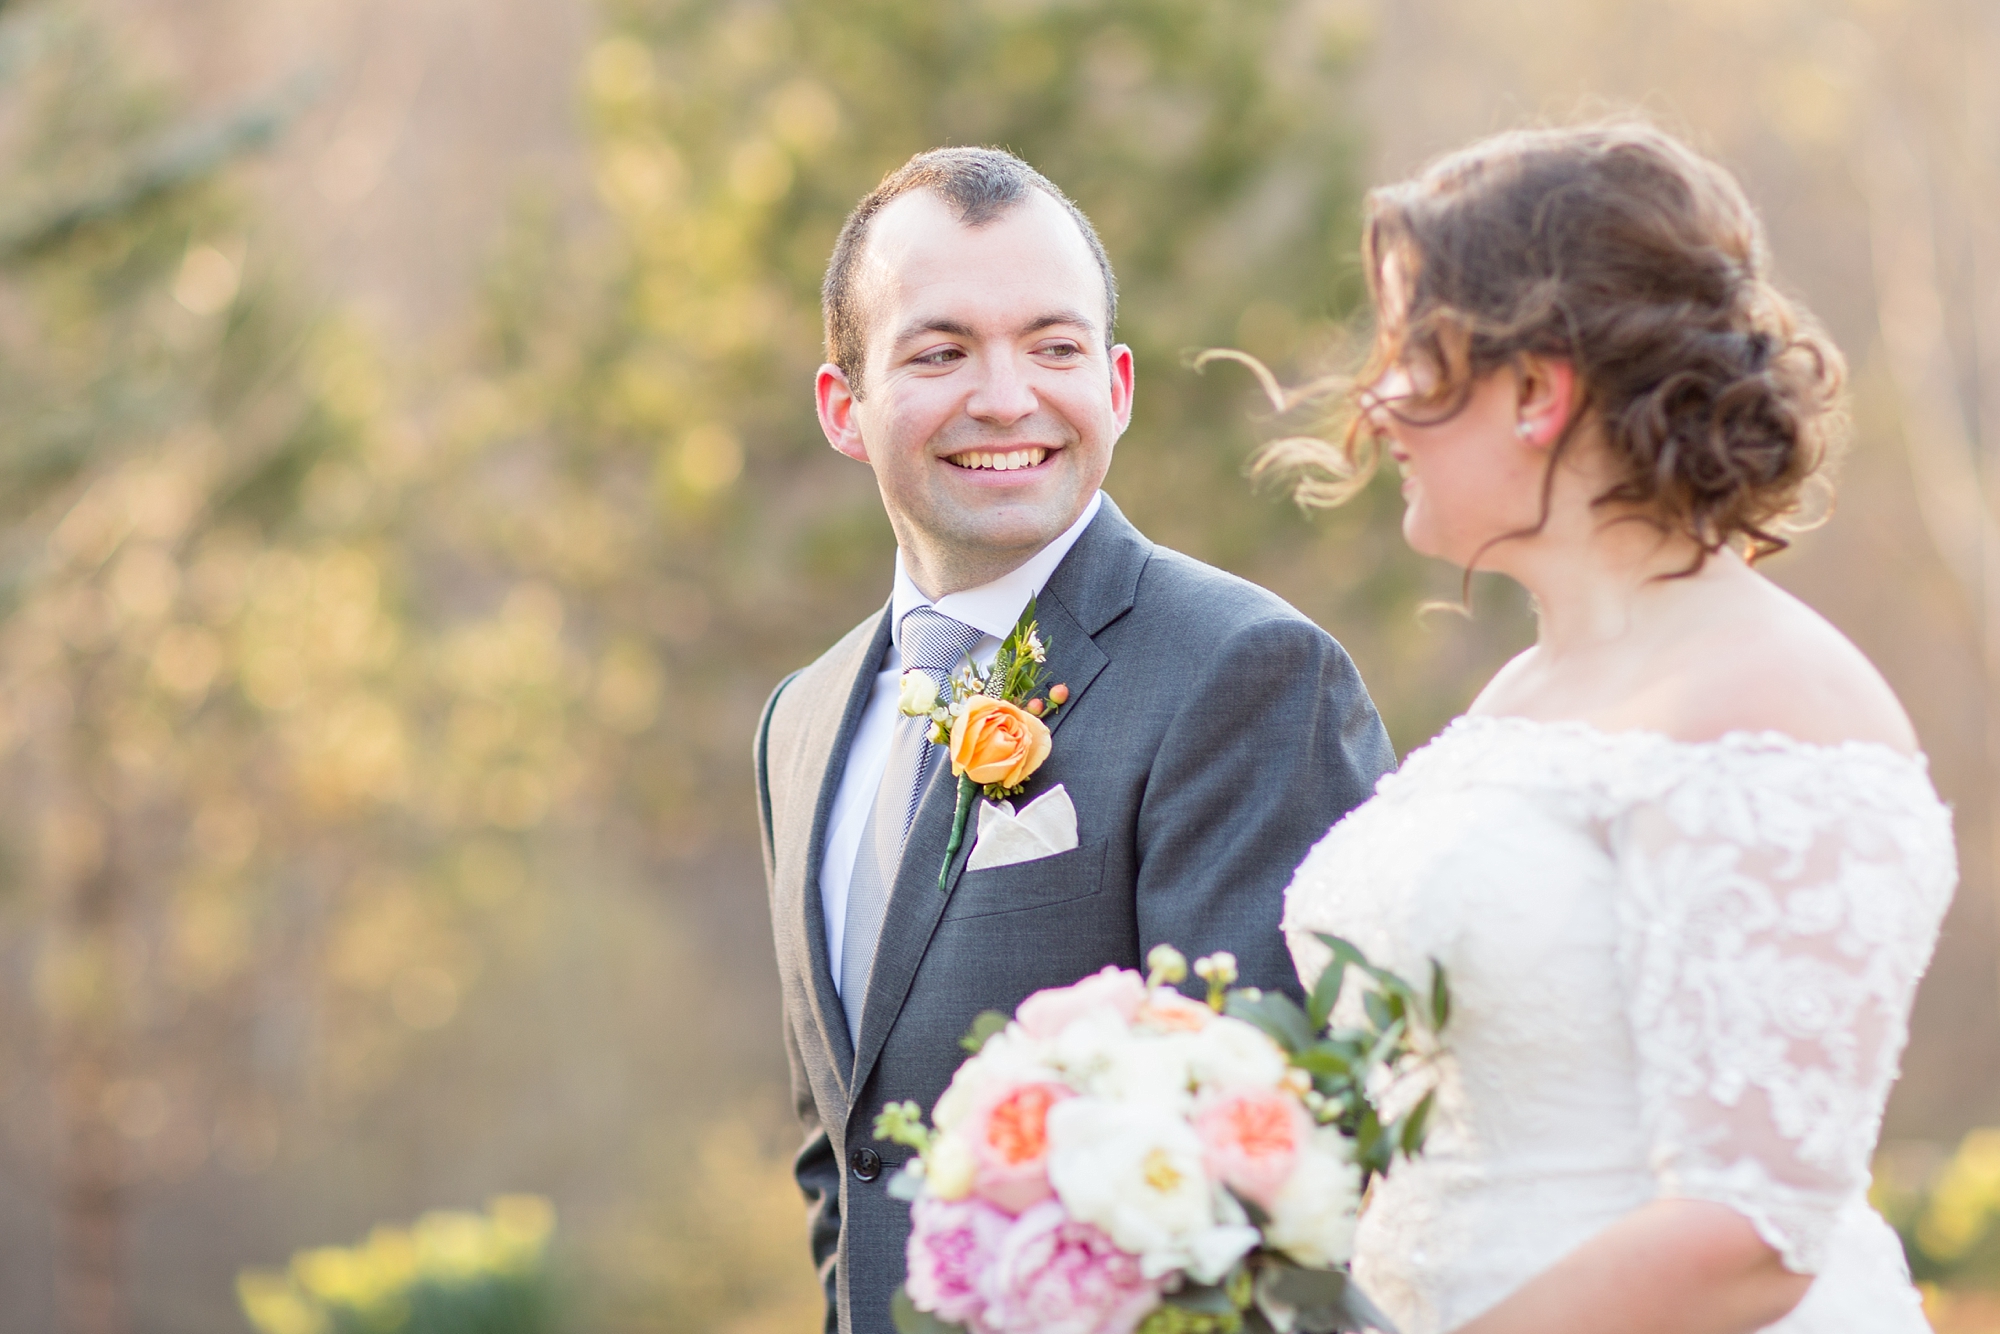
[840,607,984,1040]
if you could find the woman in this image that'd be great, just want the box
[1279,123,1955,1333]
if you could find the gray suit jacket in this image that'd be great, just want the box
[753,495,1394,1334]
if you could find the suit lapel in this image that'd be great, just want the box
[791,604,892,1097]
[847,497,1150,1106]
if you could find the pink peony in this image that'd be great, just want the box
[1016,966,1148,1040]
[966,1081,1072,1214]
[1194,1087,1312,1211]
[980,1201,1166,1334]
[907,1196,1013,1327]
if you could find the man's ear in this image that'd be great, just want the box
[816,364,869,463]
[1108,344,1136,437]
[1515,355,1576,448]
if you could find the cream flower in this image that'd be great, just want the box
[1180,1014,1290,1093]
[899,670,940,717]
[1046,1098,1259,1283]
[1086,1033,1195,1112]
[926,1130,977,1201]
[1262,1129,1362,1269]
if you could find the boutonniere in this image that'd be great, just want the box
[898,598,1069,889]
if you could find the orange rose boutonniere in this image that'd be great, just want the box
[902,599,1068,889]
[948,697,1051,790]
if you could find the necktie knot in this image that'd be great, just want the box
[899,607,984,685]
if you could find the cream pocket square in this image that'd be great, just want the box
[966,784,1079,871]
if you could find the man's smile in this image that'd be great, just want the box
[942,446,1052,471]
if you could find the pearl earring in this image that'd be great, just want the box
[1515,420,1534,440]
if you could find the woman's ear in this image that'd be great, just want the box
[1515,356,1576,448]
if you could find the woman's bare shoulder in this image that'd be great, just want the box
[1656,577,1919,756]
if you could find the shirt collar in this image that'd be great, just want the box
[890,490,1102,651]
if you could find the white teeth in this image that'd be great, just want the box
[948,447,1050,470]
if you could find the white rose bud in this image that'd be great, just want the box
[898,670,939,717]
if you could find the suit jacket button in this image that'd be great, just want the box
[850,1147,882,1182]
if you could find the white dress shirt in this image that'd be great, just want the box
[821,491,1103,995]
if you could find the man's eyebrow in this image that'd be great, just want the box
[1022,310,1096,336]
[893,310,1101,349]
[892,317,977,346]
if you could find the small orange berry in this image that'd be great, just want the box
[1048,683,1070,705]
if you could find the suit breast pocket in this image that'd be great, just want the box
[943,837,1111,921]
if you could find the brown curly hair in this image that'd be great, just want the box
[1261,120,1844,564]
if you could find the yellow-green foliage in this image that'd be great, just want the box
[1876,1131,2000,1285]
[236,1196,556,1334]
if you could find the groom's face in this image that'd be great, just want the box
[815,190,1134,597]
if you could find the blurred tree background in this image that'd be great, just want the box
[0,0,1995,1331]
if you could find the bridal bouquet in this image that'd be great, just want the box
[875,938,1448,1334]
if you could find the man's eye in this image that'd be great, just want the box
[1038,342,1082,359]
[914,348,963,366]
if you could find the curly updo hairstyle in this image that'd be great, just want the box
[1269,120,1844,563]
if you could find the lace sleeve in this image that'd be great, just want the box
[1609,746,1954,1273]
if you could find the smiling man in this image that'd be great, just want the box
[753,148,1394,1334]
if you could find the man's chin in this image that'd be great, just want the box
[923,503,1081,564]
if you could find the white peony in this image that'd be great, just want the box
[1180,1014,1290,1093]
[1045,1006,1132,1087]
[1082,1031,1195,1111]
[1046,1097,1260,1283]
[1262,1129,1362,1268]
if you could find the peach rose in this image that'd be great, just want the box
[1194,1087,1313,1212]
[967,1081,1072,1214]
[950,696,1052,789]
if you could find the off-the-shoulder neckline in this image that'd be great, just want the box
[1443,711,1930,771]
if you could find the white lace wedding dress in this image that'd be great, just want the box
[1283,715,1956,1334]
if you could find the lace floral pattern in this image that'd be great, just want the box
[1283,715,1954,1333]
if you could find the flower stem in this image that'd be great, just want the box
[939,776,975,891]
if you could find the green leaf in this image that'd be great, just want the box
[892,1288,968,1334]
[1306,936,1364,1033]
[1223,989,1314,1055]
[1165,1282,1240,1315]
[1336,1281,1400,1334]
[1288,1043,1357,1080]
[1361,989,1392,1031]
[1361,1017,1406,1073]
[1351,1105,1388,1179]
[1397,1089,1435,1157]
[1261,1265,1400,1334]
[1429,959,1451,1031]
[1010,597,1038,641]
[959,1009,1009,1054]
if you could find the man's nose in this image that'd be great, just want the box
[963,354,1039,426]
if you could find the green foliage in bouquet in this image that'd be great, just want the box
[1232,933,1450,1186]
[236,1196,560,1334]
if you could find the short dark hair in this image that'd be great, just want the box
[821,147,1118,395]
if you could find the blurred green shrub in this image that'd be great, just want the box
[236,1196,559,1334]
[1876,1130,2000,1287]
